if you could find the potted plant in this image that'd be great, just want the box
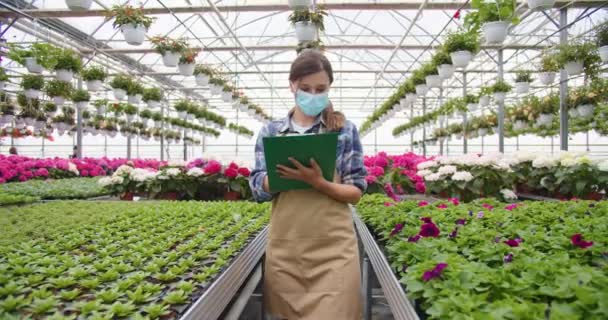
[422,62,442,88]
[44,79,73,106]
[82,66,107,91]
[465,94,480,112]
[126,81,144,105]
[123,104,137,122]
[139,109,152,125]
[296,39,325,54]
[556,42,601,77]
[491,80,512,103]
[432,49,454,79]
[72,89,90,109]
[527,0,555,11]
[222,84,233,103]
[143,87,163,108]
[596,21,608,63]
[288,5,327,42]
[16,93,40,126]
[110,74,131,100]
[514,70,533,94]
[174,100,190,119]
[478,86,492,106]
[53,49,82,82]
[21,74,45,99]
[288,0,312,9]
[152,112,163,128]
[569,83,601,120]
[538,53,559,85]
[194,64,214,86]
[0,68,9,91]
[8,43,61,74]
[208,78,225,96]
[150,36,188,67]
[0,97,16,125]
[444,31,480,68]
[93,99,108,115]
[411,69,428,96]
[536,94,558,126]
[466,0,519,44]
[44,102,57,118]
[106,4,155,46]
[178,49,197,76]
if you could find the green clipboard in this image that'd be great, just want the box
[263,132,339,192]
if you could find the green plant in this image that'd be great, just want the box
[142,87,162,102]
[123,104,137,115]
[179,49,197,64]
[149,36,188,54]
[539,54,560,72]
[174,100,190,112]
[45,80,73,98]
[465,0,519,31]
[82,66,107,81]
[479,86,493,97]
[444,31,480,54]
[126,81,144,96]
[296,40,325,54]
[71,89,90,102]
[193,64,215,76]
[21,74,45,90]
[53,49,82,73]
[491,80,512,93]
[464,94,479,104]
[288,5,328,31]
[223,84,233,92]
[110,74,132,90]
[515,70,533,83]
[44,102,58,113]
[0,68,9,82]
[106,4,155,29]
[8,43,62,70]
[143,304,170,319]
[421,62,439,76]
[152,112,162,122]
[139,109,153,119]
[596,21,608,47]
[556,43,602,78]
[431,49,452,66]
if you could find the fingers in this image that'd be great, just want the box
[276,164,298,176]
[309,158,320,170]
[288,157,305,169]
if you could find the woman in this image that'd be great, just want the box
[250,50,367,319]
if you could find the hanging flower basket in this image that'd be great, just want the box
[493,92,506,103]
[415,84,428,96]
[55,69,74,82]
[563,61,583,75]
[121,24,147,46]
[147,101,160,109]
[178,63,195,76]
[600,46,608,63]
[24,89,41,99]
[127,94,142,105]
[539,72,556,85]
[576,104,594,119]
[479,95,490,107]
[86,80,103,91]
[65,0,93,10]
[210,84,223,96]
[513,120,528,131]
[450,51,473,68]
[568,108,579,118]
[482,21,510,44]
[294,21,317,42]
[537,113,554,126]
[24,57,43,73]
[288,0,312,8]
[113,88,127,100]
[162,51,181,67]
[222,91,232,103]
[515,82,530,94]
[437,64,455,79]
[527,0,556,11]
[195,74,210,86]
[52,96,65,106]
[425,75,442,88]
[478,128,488,136]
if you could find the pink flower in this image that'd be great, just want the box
[571,234,593,249]
[18,175,27,182]
[384,183,399,202]
[504,238,522,247]
[370,166,385,177]
[389,223,404,237]
[505,203,518,211]
[203,160,222,175]
[482,204,494,211]
[224,168,238,178]
[415,182,426,194]
[228,162,239,170]
[0,178,5,184]
[374,157,389,168]
[384,202,395,207]
[419,223,440,238]
[422,263,448,282]
[408,235,421,242]
[418,201,429,207]
[238,167,251,177]
[80,170,89,177]
[35,168,49,177]
[437,204,448,209]
[449,198,460,206]
[455,219,466,225]
[365,175,377,184]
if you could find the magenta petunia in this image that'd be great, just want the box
[455,219,466,225]
[389,223,404,237]
[571,234,593,249]
[408,234,421,243]
[505,203,518,211]
[422,263,448,282]
[437,204,448,209]
[365,175,377,184]
[448,197,460,206]
[420,223,440,238]
[503,253,513,263]
[482,204,494,211]
[504,239,521,247]
[449,228,458,239]
[384,202,395,207]
[418,201,429,207]
[415,182,426,194]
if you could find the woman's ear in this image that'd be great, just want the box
[289,81,297,94]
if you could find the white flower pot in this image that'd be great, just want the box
[527,0,556,11]
[478,128,488,136]
[113,88,127,100]
[539,72,556,85]
[178,111,187,119]
[288,0,311,8]
[195,74,210,86]
[25,57,43,73]
[399,98,408,109]
[515,82,530,94]
[76,101,88,109]
[23,117,35,126]
[294,21,317,42]
[514,120,528,131]
[577,104,595,119]
[537,113,553,126]
[128,94,142,105]
[493,92,506,103]
[415,84,428,96]
[437,64,455,79]
[599,46,608,63]
[479,95,490,107]
[178,63,195,76]
[120,24,147,46]
[97,106,106,115]
[467,103,478,112]
[222,91,232,103]
[450,51,473,68]
[147,101,160,109]
[65,0,92,10]
[482,21,510,44]
[425,75,442,88]
[568,108,579,118]
[24,89,41,99]
[52,96,65,106]
[56,69,74,82]
[564,61,583,75]
[86,80,103,91]
[209,84,222,96]
[239,104,248,113]
[0,81,6,91]
[161,51,181,67]
[126,114,135,123]
[406,93,418,104]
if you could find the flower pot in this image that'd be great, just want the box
[425,75,442,88]
[537,113,554,126]
[399,98,408,109]
[515,82,530,94]
[120,192,134,201]
[120,24,147,46]
[576,104,595,119]
[527,0,556,10]
[568,108,579,118]
[210,84,223,96]
[406,93,418,104]
[437,64,455,79]
[238,104,248,113]
[454,133,463,140]
[450,50,473,68]
[127,94,142,105]
[478,128,488,136]
[482,21,510,44]
[415,84,428,96]
[294,21,317,42]
[222,91,232,103]
[479,95,490,107]
[52,96,65,106]
[539,72,556,85]
[86,80,103,91]
[467,103,478,112]
[493,92,506,103]
[178,63,195,76]
[97,106,107,115]
[563,61,583,75]
[25,57,43,73]
[65,0,92,10]
[76,101,88,109]
[513,120,528,131]
[600,46,608,63]
[56,69,74,82]
[161,51,181,67]
[126,114,135,123]
[288,0,311,8]
[113,88,127,100]
[24,89,41,99]
[0,81,6,91]
[195,74,210,86]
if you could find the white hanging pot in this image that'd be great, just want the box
[210,84,223,96]
[178,111,187,118]
[479,95,490,107]
[478,128,488,137]
[527,0,556,11]
[563,61,583,75]
[493,92,506,103]
[405,93,417,104]
[437,64,455,79]
[399,98,408,108]
[537,113,554,126]
[0,81,6,91]
[23,117,35,126]
[294,21,317,42]
[97,106,106,115]
[222,91,233,103]
[52,96,65,106]
[577,104,595,119]
[178,63,195,76]
[568,108,579,118]
[86,80,103,91]
[515,82,530,94]
[425,75,442,88]
[195,74,210,86]
[454,133,463,140]
[24,57,43,73]
[482,21,510,44]
[65,0,92,10]
[467,103,478,112]
[128,94,142,105]
[113,88,127,100]
[415,84,428,96]
[120,23,147,46]
[126,114,135,123]
[55,69,74,82]
[76,101,88,109]
[288,0,312,8]
[450,51,473,68]
[539,72,556,85]
[24,89,41,99]
[599,46,608,63]
[147,100,160,109]
[162,51,181,67]
[513,120,528,131]
[238,104,249,113]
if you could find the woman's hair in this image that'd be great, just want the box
[289,49,345,131]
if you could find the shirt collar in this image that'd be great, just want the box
[278,109,326,133]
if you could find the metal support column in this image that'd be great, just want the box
[235,109,239,157]
[462,72,468,154]
[410,104,414,152]
[76,78,83,159]
[160,103,165,161]
[439,88,444,155]
[127,118,132,160]
[362,257,372,320]
[183,134,187,161]
[41,136,45,158]
[559,8,568,151]
[497,49,505,153]
[422,97,427,157]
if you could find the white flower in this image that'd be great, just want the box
[575,155,592,165]
[560,158,577,167]
[98,177,112,187]
[452,171,474,182]
[187,167,204,177]
[598,160,608,172]
[417,169,433,177]
[165,168,181,177]
[417,161,438,170]
[167,160,186,167]
[532,156,558,169]
[157,175,169,180]
[68,162,79,175]
[424,173,442,182]
[438,165,457,176]
[501,189,517,201]
[513,151,537,163]
[110,176,124,185]
[130,168,157,182]
[115,165,134,176]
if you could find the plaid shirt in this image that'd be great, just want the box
[250,112,367,202]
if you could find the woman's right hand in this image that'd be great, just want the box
[263,175,270,193]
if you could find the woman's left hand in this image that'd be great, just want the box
[277,157,324,187]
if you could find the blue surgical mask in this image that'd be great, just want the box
[295,89,329,116]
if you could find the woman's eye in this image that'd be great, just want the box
[300,88,312,93]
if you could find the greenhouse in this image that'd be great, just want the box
[0,0,607,319]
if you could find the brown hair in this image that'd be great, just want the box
[289,49,345,131]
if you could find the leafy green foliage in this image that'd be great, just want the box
[149,36,188,54]
[71,89,90,102]
[288,5,328,31]
[597,21,608,47]
[556,42,602,79]
[514,70,533,83]
[142,87,163,102]
[82,66,107,81]
[539,53,560,72]
[0,177,108,200]
[0,192,39,206]
[110,74,132,90]
[53,49,82,73]
[491,80,512,93]
[465,0,519,30]
[21,74,44,90]
[45,79,73,98]
[106,4,155,29]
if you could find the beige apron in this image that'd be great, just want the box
[264,174,363,320]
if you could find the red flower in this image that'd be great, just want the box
[482,204,494,211]
[453,10,461,19]
[203,160,222,175]
[571,234,593,249]
[504,239,522,247]
[237,167,250,177]
[224,168,238,178]
[505,204,518,211]
[420,223,440,238]
[449,198,460,206]
[422,263,448,282]
[437,204,448,209]
[384,202,395,207]
[415,182,426,193]
[418,201,429,207]
[229,162,239,170]
[389,223,404,237]
[374,157,389,168]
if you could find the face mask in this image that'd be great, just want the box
[295,89,329,117]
